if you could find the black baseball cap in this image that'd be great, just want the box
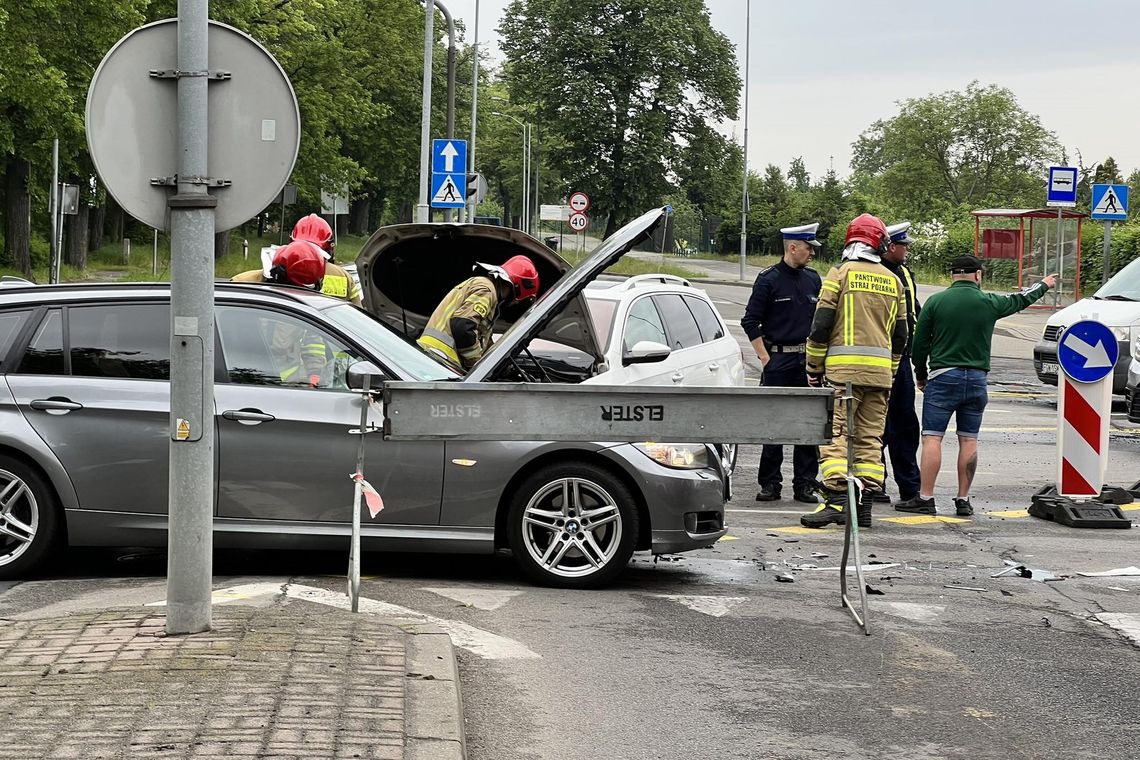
[949,255,985,274]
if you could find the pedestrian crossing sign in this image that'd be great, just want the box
[431,173,465,209]
[1091,183,1129,221]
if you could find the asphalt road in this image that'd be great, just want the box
[1,267,1137,759]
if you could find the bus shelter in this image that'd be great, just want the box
[972,208,1087,308]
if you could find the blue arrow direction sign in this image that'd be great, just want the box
[432,139,467,175]
[1091,183,1129,221]
[1058,320,1118,383]
[1047,166,1078,207]
[430,173,465,209]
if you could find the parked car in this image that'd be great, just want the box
[0,208,728,588]
[1033,258,1140,394]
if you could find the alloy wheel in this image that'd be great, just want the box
[520,477,623,579]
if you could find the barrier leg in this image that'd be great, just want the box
[838,382,871,635]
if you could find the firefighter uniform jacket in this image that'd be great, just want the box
[417,275,500,370]
[320,261,363,306]
[806,260,908,389]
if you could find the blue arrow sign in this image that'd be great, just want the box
[1058,320,1118,383]
[432,139,467,175]
[1091,183,1129,221]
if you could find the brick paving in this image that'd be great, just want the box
[0,606,408,759]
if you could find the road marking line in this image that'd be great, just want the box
[768,525,839,534]
[877,602,946,623]
[654,594,747,617]
[172,583,541,660]
[422,587,524,611]
[988,509,1030,518]
[717,535,740,542]
[1121,504,1140,512]
[726,509,813,515]
[880,515,971,525]
[1093,613,1140,648]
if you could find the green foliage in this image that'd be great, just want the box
[498,0,740,235]
[851,82,1062,220]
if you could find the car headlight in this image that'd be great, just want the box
[633,442,709,469]
[1131,324,1140,359]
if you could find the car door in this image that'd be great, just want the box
[683,294,743,386]
[6,303,174,513]
[651,293,709,386]
[616,295,677,385]
[213,304,443,525]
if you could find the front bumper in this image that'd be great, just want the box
[1033,339,1130,394]
[602,445,728,554]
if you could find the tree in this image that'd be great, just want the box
[788,157,810,193]
[498,0,740,236]
[851,82,1061,221]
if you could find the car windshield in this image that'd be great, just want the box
[584,296,617,352]
[1094,257,1140,301]
[321,304,460,381]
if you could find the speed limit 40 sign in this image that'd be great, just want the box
[568,211,588,232]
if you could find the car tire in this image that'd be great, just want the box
[507,462,638,589]
[0,455,61,580]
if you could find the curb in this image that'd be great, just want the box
[401,622,466,760]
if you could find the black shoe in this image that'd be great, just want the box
[855,490,874,528]
[954,497,974,516]
[792,487,818,504]
[894,495,936,515]
[871,491,892,505]
[755,484,781,502]
[800,504,845,528]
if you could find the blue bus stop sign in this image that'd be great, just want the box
[1057,320,1118,383]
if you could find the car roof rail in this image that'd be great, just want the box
[618,274,692,291]
[0,275,35,287]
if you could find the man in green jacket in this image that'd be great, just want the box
[901,255,1057,517]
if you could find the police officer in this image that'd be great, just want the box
[879,222,923,509]
[741,223,823,504]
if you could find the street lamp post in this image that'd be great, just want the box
[467,0,480,224]
[493,110,529,233]
[739,0,750,281]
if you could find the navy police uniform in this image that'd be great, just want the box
[741,223,823,500]
[880,222,922,502]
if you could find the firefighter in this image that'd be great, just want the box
[417,255,540,371]
[232,241,345,386]
[290,213,363,306]
[800,214,908,529]
[741,222,823,504]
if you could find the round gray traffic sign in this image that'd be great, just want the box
[86,19,300,232]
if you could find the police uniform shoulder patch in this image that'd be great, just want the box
[758,266,776,277]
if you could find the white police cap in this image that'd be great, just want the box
[780,222,820,247]
[886,221,914,245]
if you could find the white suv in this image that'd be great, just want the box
[580,274,745,388]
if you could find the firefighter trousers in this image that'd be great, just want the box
[819,383,889,493]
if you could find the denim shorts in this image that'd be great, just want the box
[921,368,988,438]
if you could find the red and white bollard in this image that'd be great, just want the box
[1056,320,1117,499]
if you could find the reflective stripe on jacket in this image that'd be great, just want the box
[806,261,908,389]
[321,262,363,306]
[416,276,499,370]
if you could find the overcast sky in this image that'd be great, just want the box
[442,0,1139,181]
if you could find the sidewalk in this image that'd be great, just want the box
[0,601,464,760]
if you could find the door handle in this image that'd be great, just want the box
[671,372,685,383]
[30,398,83,413]
[707,362,720,372]
[222,409,276,424]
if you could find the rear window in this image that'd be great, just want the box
[17,310,64,375]
[684,295,726,342]
[0,309,31,364]
[69,304,170,380]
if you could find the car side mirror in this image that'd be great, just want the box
[622,340,671,366]
[346,361,384,391]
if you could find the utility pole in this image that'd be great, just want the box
[739,0,750,281]
[415,1,435,223]
[467,0,480,223]
[166,0,217,635]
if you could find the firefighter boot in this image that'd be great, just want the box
[800,485,859,529]
[855,487,874,528]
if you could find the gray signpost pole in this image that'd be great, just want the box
[466,0,479,224]
[738,0,750,281]
[1102,221,1112,286]
[166,0,217,635]
[415,2,435,223]
[49,140,59,284]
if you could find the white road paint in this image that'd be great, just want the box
[1094,613,1140,648]
[877,602,946,624]
[422,586,524,611]
[654,594,747,617]
[150,583,540,660]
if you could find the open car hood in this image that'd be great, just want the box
[465,206,669,382]
[354,222,599,360]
